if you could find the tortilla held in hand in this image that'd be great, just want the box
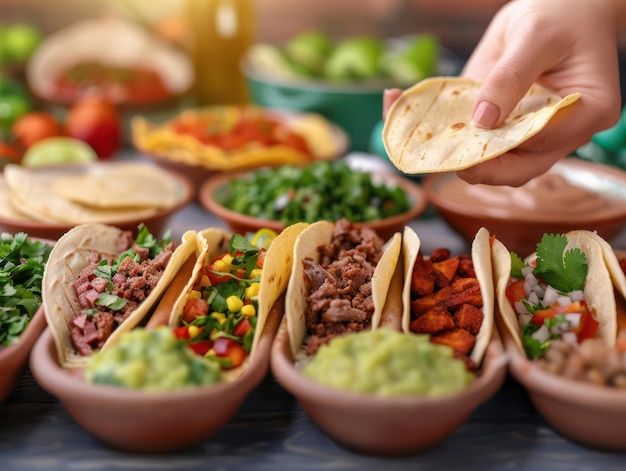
[382,77,581,174]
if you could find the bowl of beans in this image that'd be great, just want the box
[501,322,626,451]
[198,160,428,241]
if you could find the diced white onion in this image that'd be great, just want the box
[518,312,533,327]
[542,285,559,306]
[527,291,539,306]
[521,266,534,277]
[532,324,550,343]
[564,313,581,329]
[569,290,584,302]
[533,283,545,298]
[515,301,529,315]
[557,295,572,307]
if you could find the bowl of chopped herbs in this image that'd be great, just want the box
[198,160,428,240]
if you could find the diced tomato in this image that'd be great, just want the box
[212,337,247,369]
[173,325,191,340]
[572,305,599,342]
[256,249,266,269]
[204,264,230,285]
[183,297,209,323]
[530,300,598,342]
[232,318,252,338]
[188,339,213,356]
[505,279,526,306]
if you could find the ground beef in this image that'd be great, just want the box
[68,236,177,356]
[303,219,384,355]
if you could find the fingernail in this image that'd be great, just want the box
[473,101,500,128]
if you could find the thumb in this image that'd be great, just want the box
[472,43,550,129]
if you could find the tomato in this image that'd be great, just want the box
[188,339,213,356]
[505,279,526,306]
[530,300,599,342]
[173,325,192,340]
[65,96,121,159]
[11,111,63,149]
[232,317,252,338]
[212,337,247,369]
[182,297,209,323]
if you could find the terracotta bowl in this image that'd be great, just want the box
[0,306,47,402]
[501,325,626,451]
[270,320,507,456]
[198,169,428,241]
[423,158,626,255]
[0,162,193,240]
[29,296,284,453]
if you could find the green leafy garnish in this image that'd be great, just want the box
[0,233,53,347]
[534,233,587,293]
[509,252,526,279]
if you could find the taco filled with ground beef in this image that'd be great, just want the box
[285,218,402,358]
[43,223,196,368]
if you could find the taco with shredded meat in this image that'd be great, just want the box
[285,218,402,359]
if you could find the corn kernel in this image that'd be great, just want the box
[249,268,262,279]
[212,312,226,325]
[241,304,256,317]
[245,282,260,299]
[226,296,244,313]
[213,259,228,272]
[204,348,216,358]
[200,275,211,287]
[189,289,202,300]
[210,329,222,341]
[188,325,201,338]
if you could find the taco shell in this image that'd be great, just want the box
[43,223,196,368]
[401,226,494,365]
[492,230,617,356]
[285,220,402,357]
[382,77,580,174]
[169,223,309,378]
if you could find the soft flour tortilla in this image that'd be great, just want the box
[169,223,309,379]
[51,163,180,209]
[3,163,184,224]
[43,223,197,368]
[401,226,494,365]
[492,230,617,356]
[382,77,581,174]
[285,221,402,357]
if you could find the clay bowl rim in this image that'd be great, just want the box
[0,162,194,238]
[422,158,626,225]
[198,168,429,237]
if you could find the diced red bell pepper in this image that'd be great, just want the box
[183,297,209,323]
[212,337,248,369]
[188,339,213,356]
[232,317,252,338]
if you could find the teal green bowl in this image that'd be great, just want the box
[244,66,383,152]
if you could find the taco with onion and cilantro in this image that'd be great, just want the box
[168,223,308,380]
[43,223,196,368]
[492,231,619,360]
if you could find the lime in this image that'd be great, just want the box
[284,31,334,76]
[246,43,299,79]
[21,137,98,168]
[4,23,42,64]
[323,36,385,80]
[381,34,440,85]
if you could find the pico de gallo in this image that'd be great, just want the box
[173,229,276,370]
[167,107,312,155]
[505,233,599,360]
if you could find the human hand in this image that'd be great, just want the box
[459,0,622,186]
[383,0,623,186]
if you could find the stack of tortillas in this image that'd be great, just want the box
[382,77,581,174]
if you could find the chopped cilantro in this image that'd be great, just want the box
[534,233,587,293]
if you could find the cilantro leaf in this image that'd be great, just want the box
[533,233,587,293]
[510,252,526,279]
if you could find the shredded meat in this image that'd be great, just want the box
[303,219,384,355]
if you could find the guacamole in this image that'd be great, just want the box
[302,328,474,396]
[85,327,223,391]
